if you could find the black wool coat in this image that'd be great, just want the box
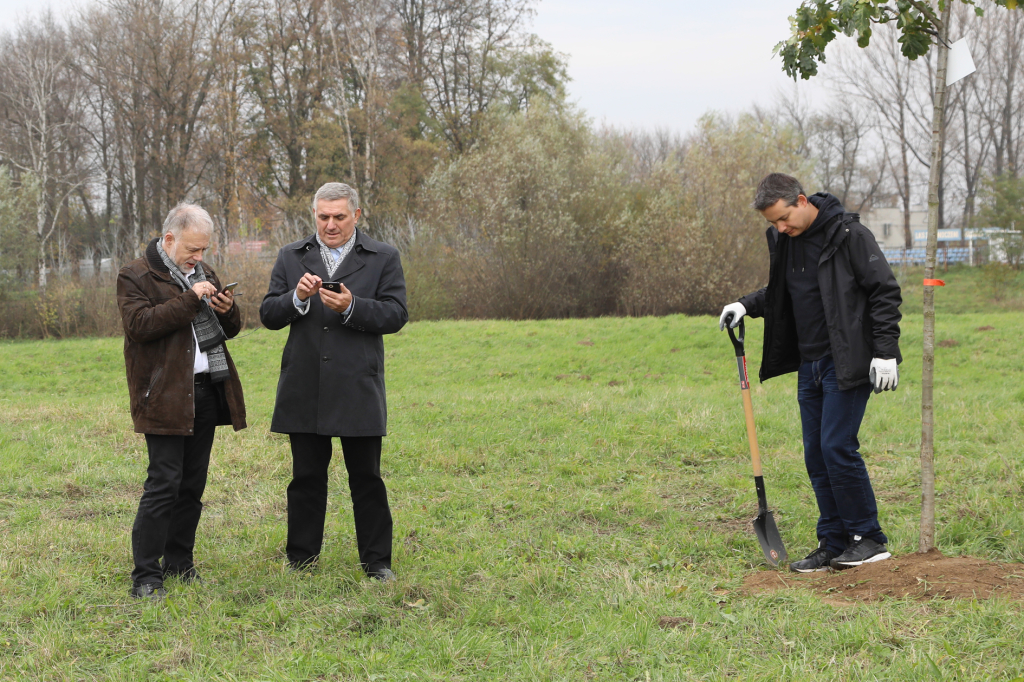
[738,213,902,391]
[259,230,408,436]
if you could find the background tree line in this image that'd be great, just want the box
[0,0,1021,338]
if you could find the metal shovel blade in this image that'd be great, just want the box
[753,510,788,567]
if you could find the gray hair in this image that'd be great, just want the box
[311,182,360,216]
[753,173,804,212]
[163,203,214,238]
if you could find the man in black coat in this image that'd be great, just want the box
[260,182,408,581]
[719,173,902,573]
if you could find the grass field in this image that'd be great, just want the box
[2,269,1024,680]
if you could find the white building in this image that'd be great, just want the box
[859,207,929,248]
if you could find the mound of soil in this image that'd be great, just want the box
[742,549,1024,603]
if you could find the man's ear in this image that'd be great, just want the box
[795,194,808,208]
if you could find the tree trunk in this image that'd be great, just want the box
[37,194,48,290]
[919,2,952,554]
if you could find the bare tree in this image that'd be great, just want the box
[829,28,935,247]
[0,14,90,288]
[398,0,564,153]
[76,0,233,254]
[241,0,337,212]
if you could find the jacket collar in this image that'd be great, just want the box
[293,229,374,281]
[144,237,173,282]
[823,212,853,254]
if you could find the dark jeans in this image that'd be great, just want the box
[797,355,887,555]
[286,434,392,574]
[130,379,221,587]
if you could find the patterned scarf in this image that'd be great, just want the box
[156,240,230,383]
[316,230,356,279]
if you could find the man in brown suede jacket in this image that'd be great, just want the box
[117,203,246,600]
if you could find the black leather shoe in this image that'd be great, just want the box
[130,582,167,600]
[369,567,396,582]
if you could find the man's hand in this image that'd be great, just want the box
[320,283,352,314]
[869,358,899,394]
[192,281,217,300]
[210,289,234,314]
[719,302,746,331]
[296,273,322,301]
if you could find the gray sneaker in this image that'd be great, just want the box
[830,536,891,569]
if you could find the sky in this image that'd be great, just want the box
[529,0,828,132]
[0,0,828,135]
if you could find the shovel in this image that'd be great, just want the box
[725,317,788,568]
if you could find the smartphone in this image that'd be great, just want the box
[219,282,239,295]
[321,281,342,293]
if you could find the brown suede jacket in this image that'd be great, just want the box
[116,238,247,435]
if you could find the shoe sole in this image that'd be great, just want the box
[790,565,831,573]
[831,551,891,568]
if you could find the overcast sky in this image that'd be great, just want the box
[0,0,828,134]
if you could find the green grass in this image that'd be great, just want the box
[2,306,1024,680]
[895,263,1024,315]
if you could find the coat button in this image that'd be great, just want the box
[323,357,329,362]
[324,326,329,331]
[187,393,191,398]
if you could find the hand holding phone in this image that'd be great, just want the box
[319,281,352,314]
[210,283,236,313]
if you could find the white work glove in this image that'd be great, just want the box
[719,302,746,331]
[869,358,899,393]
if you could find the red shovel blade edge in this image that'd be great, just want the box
[753,510,788,567]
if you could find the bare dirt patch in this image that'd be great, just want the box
[658,616,693,629]
[742,549,1024,603]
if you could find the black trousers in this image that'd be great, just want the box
[130,380,221,586]
[286,434,392,573]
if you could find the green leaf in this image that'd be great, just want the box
[857,27,873,48]
[899,30,931,60]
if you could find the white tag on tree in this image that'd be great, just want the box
[946,38,977,86]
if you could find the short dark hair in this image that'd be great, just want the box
[753,173,804,211]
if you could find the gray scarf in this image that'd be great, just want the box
[316,230,356,279]
[156,240,230,383]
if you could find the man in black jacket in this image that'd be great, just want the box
[260,182,408,581]
[719,173,901,572]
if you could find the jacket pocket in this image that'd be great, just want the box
[363,341,381,375]
[143,367,164,408]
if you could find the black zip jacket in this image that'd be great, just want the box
[738,211,902,390]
